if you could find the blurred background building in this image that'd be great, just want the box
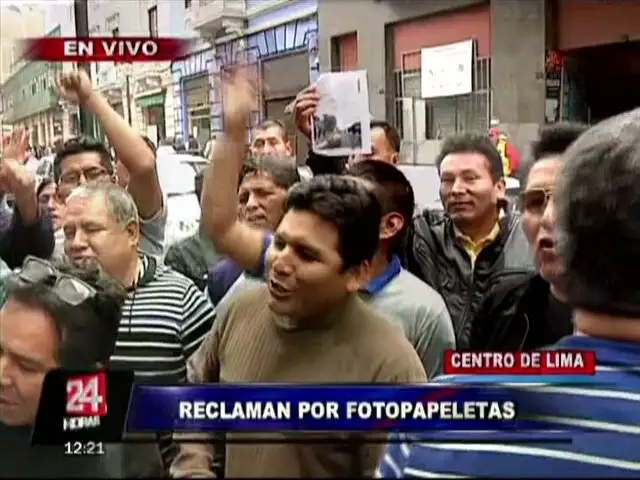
[172,0,318,161]
[1,4,46,139]
[318,0,640,164]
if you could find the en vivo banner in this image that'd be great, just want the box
[23,37,192,63]
[420,39,474,99]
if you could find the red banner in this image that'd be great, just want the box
[443,350,596,375]
[23,37,192,62]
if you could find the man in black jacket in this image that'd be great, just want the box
[0,128,55,267]
[471,122,588,350]
[0,259,126,478]
[165,172,221,290]
[406,133,534,347]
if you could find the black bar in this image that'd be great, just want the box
[73,0,94,136]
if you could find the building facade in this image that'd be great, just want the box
[87,0,181,143]
[2,25,81,147]
[319,0,640,164]
[172,0,318,158]
[0,4,45,136]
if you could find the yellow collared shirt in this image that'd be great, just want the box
[454,210,504,268]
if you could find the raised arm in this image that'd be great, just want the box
[200,68,266,271]
[0,128,54,266]
[56,70,163,220]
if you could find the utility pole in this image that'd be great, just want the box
[73,0,95,136]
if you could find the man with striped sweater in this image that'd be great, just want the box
[378,111,640,478]
[63,182,215,477]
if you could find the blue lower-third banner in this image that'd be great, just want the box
[123,385,569,433]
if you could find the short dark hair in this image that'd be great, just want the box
[5,261,127,368]
[241,155,300,190]
[370,120,401,153]
[531,123,589,161]
[255,119,287,138]
[435,133,504,182]
[556,108,640,317]
[285,175,382,270]
[36,177,55,198]
[347,160,415,255]
[53,136,114,183]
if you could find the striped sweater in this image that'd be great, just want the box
[377,335,640,478]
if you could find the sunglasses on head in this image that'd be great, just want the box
[520,188,553,214]
[17,256,97,307]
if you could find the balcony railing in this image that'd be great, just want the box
[187,0,246,36]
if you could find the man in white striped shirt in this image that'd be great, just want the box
[377,110,640,478]
[62,182,215,476]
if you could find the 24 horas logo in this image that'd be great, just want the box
[63,372,107,431]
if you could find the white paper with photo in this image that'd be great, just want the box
[311,70,371,157]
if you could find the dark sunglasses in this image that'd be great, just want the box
[17,256,97,306]
[520,188,553,214]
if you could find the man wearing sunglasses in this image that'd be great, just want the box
[470,123,588,350]
[0,257,127,477]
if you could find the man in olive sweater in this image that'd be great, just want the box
[171,176,426,477]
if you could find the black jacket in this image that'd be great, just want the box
[165,233,221,290]
[406,201,534,348]
[471,273,574,350]
[0,204,54,268]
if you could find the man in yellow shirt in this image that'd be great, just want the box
[405,133,533,348]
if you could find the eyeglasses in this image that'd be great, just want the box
[17,256,97,306]
[520,188,553,215]
[58,167,110,187]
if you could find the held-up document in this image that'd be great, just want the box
[311,70,371,157]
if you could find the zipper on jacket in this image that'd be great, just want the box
[456,267,534,346]
[455,271,476,342]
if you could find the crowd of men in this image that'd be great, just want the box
[0,64,638,478]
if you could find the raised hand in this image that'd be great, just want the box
[293,85,319,139]
[221,65,257,135]
[55,69,93,105]
[2,127,30,166]
[0,157,35,196]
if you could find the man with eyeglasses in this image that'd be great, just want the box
[470,123,587,350]
[54,70,166,258]
[0,257,127,477]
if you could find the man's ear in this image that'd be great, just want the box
[344,261,371,293]
[379,212,404,241]
[125,221,140,249]
[495,177,506,201]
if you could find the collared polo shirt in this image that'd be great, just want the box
[454,210,504,267]
[361,255,455,378]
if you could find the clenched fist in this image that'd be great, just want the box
[56,69,93,105]
[293,85,319,139]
